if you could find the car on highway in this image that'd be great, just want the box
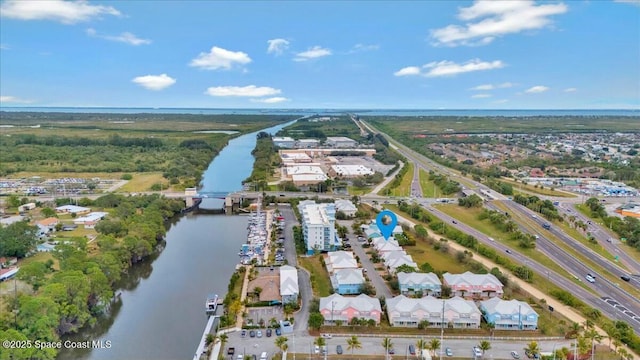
[488,237,495,242]
[586,274,596,283]
[452,220,458,224]
[505,249,512,254]
[511,351,521,359]
[621,275,631,282]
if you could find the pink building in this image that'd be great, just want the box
[319,294,382,325]
[442,272,504,299]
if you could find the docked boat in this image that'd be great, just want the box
[205,293,219,314]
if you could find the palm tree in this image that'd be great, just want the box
[429,339,441,357]
[524,341,540,357]
[347,335,362,355]
[275,336,289,354]
[382,337,393,355]
[617,348,629,360]
[314,336,326,348]
[569,322,582,338]
[219,333,228,346]
[486,322,496,338]
[416,339,428,356]
[479,340,492,355]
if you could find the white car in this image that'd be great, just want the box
[585,274,596,283]
[321,333,332,339]
[314,345,320,354]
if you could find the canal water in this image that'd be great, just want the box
[58,119,297,360]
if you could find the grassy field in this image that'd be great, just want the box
[501,178,577,198]
[379,163,413,197]
[298,255,333,297]
[418,169,454,198]
[348,186,371,196]
[117,172,168,192]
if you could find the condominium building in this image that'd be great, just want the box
[298,200,339,255]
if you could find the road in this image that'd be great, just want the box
[360,119,640,334]
[346,231,393,298]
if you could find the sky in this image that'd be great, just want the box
[0,0,639,109]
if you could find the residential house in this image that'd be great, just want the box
[442,272,504,299]
[280,265,299,304]
[397,272,442,297]
[55,205,91,215]
[73,212,107,229]
[334,199,357,218]
[325,251,358,273]
[320,294,382,325]
[0,257,18,268]
[331,269,365,295]
[36,217,59,236]
[480,298,538,330]
[383,251,418,274]
[386,295,481,329]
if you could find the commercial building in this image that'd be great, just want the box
[330,165,374,178]
[479,298,538,330]
[325,136,358,148]
[319,294,382,325]
[297,139,320,148]
[273,137,296,148]
[284,166,328,186]
[55,205,91,215]
[298,200,339,254]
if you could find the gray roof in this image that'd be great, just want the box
[442,271,503,288]
[320,294,381,313]
[398,272,442,287]
[280,265,299,296]
[480,298,537,317]
[333,269,365,286]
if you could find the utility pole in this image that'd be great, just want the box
[440,299,445,360]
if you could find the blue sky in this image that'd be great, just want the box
[1,0,639,109]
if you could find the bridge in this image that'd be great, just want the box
[193,191,229,199]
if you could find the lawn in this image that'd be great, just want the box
[419,169,454,198]
[298,255,333,297]
[117,172,169,192]
[501,178,577,198]
[379,163,413,197]
[348,186,372,196]
[18,251,59,271]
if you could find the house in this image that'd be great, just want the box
[325,251,358,273]
[18,203,36,213]
[331,269,365,295]
[55,205,91,215]
[334,199,357,217]
[385,295,481,329]
[397,272,442,297]
[363,222,403,238]
[442,272,504,299]
[36,217,59,235]
[375,241,403,254]
[319,294,382,325]
[280,265,299,304]
[383,251,418,274]
[73,212,107,229]
[298,201,339,254]
[325,136,357,148]
[479,298,538,330]
[0,267,19,281]
[0,257,18,268]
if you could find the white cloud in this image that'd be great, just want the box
[430,0,568,47]
[525,85,550,93]
[267,38,290,55]
[492,99,509,104]
[470,82,513,90]
[614,0,640,6]
[0,95,33,104]
[190,46,252,70]
[423,59,504,77]
[250,97,290,104]
[132,74,176,91]
[564,87,577,92]
[349,43,380,53]
[205,85,281,97]
[471,93,492,98]
[86,28,151,46]
[394,66,422,77]
[293,46,332,61]
[0,43,9,50]
[0,0,121,24]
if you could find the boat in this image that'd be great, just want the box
[205,293,219,314]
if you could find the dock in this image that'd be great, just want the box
[193,315,218,360]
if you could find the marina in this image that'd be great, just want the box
[239,200,273,266]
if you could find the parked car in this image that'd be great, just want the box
[266,329,272,337]
[275,328,282,336]
[446,348,453,357]
[241,330,247,338]
[511,351,521,359]
[336,345,343,355]
[256,330,262,338]
[249,330,256,338]
[321,346,328,355]
[387,348,395,355]
[321,334,332,339]
[408,344,416,355]
[314,346,320,354]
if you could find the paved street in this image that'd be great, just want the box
[347,231,393,298]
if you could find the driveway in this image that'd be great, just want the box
[349,234,393,298]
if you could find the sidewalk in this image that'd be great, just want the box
[369,161,404,195]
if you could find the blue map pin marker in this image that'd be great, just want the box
[376,210,398,241]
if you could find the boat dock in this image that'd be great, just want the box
[193,315,218,360]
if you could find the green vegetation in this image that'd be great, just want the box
[379,162,412,196]
[0,194,185,360]
[428,171,461,195]
[582,197,640,251]
[298,255,332,297]
[276,116,363,140]
[0,112,292,188]
[244,132,281,190]
[500,178,576,198]
[513,194,562,221]
[419,169,451,198]
[0,221,39,258]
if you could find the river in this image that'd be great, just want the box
[57,119,297,360]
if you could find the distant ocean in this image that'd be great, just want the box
[0,107,638,117]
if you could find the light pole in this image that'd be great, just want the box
[440,299,445,360]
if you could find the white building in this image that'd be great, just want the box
[326,136,357,148]
[280,265,299,304]
[284,166,328,186]
[298,200,339,255]
[383,251,418,274]
[325,251,358,273]
[73,212,107,229]
[334,199,357,217]
[331,165,374,178]
[55,205,90,215]
[386,295,481,329]
[297,139,320,148]
[273,137,296,148]
[331,269,366,295]
[280,152,312,164]
[443,272,504,299]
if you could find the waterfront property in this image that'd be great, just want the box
[479,298,539,330]
[298,200,339,255]
[442,271,504,299]
[280,265,299,304]
[330,268,366,295]
[386,295,481,329]
[320,293,382,325]
[397,272,442,297]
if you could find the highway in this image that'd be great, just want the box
[360,119,640,334]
